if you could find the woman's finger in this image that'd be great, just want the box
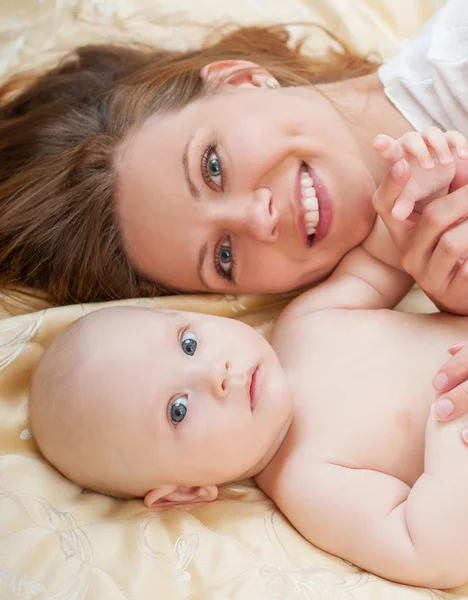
[433,343,468,395]
[434,383,468,423]
[372,159,414,240]
[448,339,468,356]
[424,217,468,289]
[398,186,468,277]
[392,185,421,221]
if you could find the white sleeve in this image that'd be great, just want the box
[378,0,468,136]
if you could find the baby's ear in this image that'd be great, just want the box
[144,485,218,508]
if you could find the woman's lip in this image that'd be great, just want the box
[294,165,309,248]
[307,165,332,243]
[248,366,260,412]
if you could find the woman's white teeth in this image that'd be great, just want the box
[301,168,319,236]
[306,211,319,226]
[303,196,318,211]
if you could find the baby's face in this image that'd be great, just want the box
[93,308,292,492]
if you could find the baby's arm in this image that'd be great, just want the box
[284,242,413,316]
[278,409,468,588]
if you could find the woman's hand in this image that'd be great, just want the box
[372,129,468,315]
[433,339,468,445]
[374,175,468,314]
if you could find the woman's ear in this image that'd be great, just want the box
[144,484,218,509]
[200,60,277,89]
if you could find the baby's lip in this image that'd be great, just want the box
[248,365,260,412]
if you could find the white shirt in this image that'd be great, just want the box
[378,0,468,136]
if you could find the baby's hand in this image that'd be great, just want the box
[373,127,468,221]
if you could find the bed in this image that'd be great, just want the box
[1,1,464,598]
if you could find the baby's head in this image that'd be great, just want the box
[29,307,292,506]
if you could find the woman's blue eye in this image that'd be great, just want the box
[216,238,233,277]
[169,396,188,424]
[181,330,198,356]
[201,145,223,189]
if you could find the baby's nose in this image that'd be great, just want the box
[208,360,231,399]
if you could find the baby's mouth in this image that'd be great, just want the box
[249,366,260,412]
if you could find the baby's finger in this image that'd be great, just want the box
[399,131,435,170]
[421,126,453,166]
[445,130,468,160]
[373,134,405,165]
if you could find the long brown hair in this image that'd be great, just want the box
[0,24,379,305]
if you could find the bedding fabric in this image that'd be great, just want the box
[1,1,465,598]
[379,0,468,137]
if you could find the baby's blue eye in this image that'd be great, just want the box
[208,155,221,178]
[170,396,188,424]
[181,330,198,356]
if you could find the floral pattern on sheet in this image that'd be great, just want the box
[138,514,199,582]
[0,467,93,600]
[0,456,467,599]
[0,311,44,372]
[0,567,46,597]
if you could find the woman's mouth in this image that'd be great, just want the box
[295,162,332,247]
[248,366,260,412]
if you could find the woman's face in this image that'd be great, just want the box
[116,83,376,294]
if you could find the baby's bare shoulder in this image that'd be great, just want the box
[270,305,337,363]
[272,304,379,349]
[271,306,406,374]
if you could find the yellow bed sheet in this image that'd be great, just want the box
[1,0,465,598]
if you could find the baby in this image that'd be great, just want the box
[30,299,468,589]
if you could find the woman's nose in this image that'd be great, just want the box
[220,188,279,242]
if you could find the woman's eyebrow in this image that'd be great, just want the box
[183,135,200,200]
[197,241,211,290]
